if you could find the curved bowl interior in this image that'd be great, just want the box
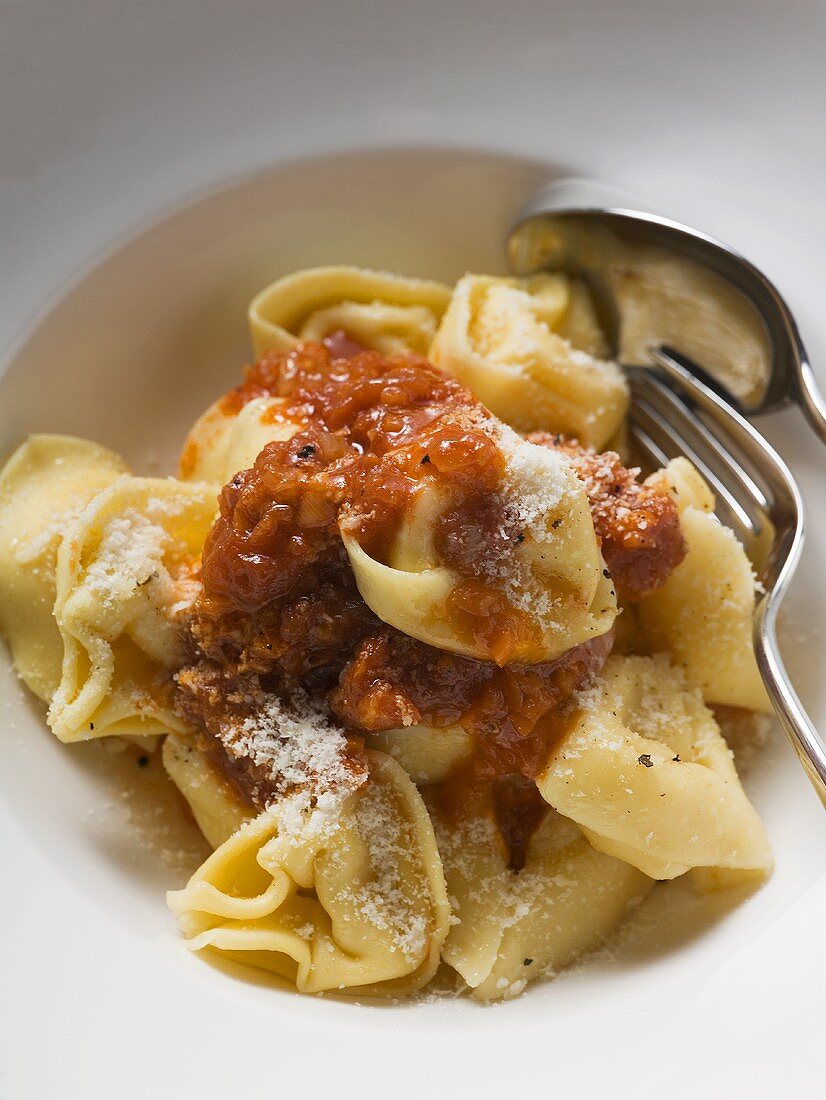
[2,146,825,1097]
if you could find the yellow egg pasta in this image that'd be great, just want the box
[48,477,217,742]
[180,396,299,484]
[537,654,772,881]
[430,273,628,447]
[645,456,716,515]
[168,751,450,995]
[365,723,473,785]
[554,275,612,359]
[249,265,452,358]
[637,462,770,712]
[0,435,130,702]
[343,427,616,664]
[430,791,652,1001]
[162,733,253,849]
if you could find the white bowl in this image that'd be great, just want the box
[2,4,826,1097]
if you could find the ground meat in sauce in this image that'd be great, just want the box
[199,343,531,659]
[178,342,683,861]
[176,662,366,812]
[330,627,612,781]
[527,432,687,602]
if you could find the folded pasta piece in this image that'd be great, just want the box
[365,723,473,785]
[162,733,253,848]
[179,396,299,484]
[429,273,628,447]
[430,791,652,1001]
[249,265,453,358]
[0,434,129,701]
[343,428,616,664]
[554,276,612,359]
[48,477,218,742]
[536,654,772,881]
[637,459,770,712]
[645,455,716,516]
[168,751,451,995]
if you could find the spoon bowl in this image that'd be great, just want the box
[507,178,826,442]
[508,179,826,807]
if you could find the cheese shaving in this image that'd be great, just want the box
[335,781,428,962]
[84,508,171,607]
[223,688,361,826]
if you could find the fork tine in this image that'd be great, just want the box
[630,399,694,471]
[630,395,773,570]
[648,348,795,520]
[642,367,772,513]
[630,353,803,580]
[631,393,751,525]
[630,368,757,496]
[629,375,770,550]
[635,376,784,577]
[628,411,671,469]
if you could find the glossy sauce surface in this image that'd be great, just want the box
[181,341,679,861]
[201,342,534,661]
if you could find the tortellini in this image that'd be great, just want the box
[0,262,778,1007]
[343,428,617,664]
[249,266,452,357]
[48,476,217,742]
[168,751,451,995]
[645,455,716,515]
[430,792,652,1001]
[637,459,770,712]
[553,275,612,359]
[430,273,628,447]
[537,654,772,881]
[365,723,473,785]
[0,435,128,700]
[163,733,253,848]
[179,396,299,484]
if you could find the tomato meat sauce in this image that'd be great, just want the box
[180,341,681,864]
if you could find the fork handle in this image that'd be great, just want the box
[755,595,826,807]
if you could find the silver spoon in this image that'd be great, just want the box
[507,177,826,442]
[507,179,826,806]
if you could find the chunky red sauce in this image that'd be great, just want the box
[528,433,686,601]
[180,342,681,861]
[331,627,612,779]
[202,343,532,662]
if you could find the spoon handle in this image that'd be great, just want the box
[796,353,826,444]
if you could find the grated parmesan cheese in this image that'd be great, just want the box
[12,496,87,565]
[85,509,171,607]
[478,422,583,631]
[496,423,573,534]
[223,687,360,831]
[334,781,428,963]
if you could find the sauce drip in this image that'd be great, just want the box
[491,775,551,872]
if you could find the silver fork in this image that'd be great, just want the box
[508,179,826,807]
[629,347,826,805]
